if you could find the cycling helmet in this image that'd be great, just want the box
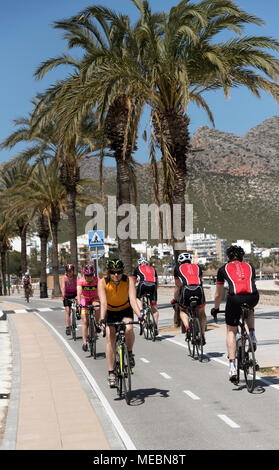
[177,252,193,264]
[106,258,124,272]
[138,258,148,266]
[226,245,245,261]
[82,264,95,276]
[65,264,74,273]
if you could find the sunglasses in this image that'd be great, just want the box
[110,270,123,275]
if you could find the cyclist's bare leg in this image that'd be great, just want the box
[81,310,89,344]
[198,306,207,336]
[105,325,117,371]
[246,309,255,330]
[65,306,71,328]
[151,304,159,327]
[226,325,238,360]
[123,317,135,352]
[179,307,189,329]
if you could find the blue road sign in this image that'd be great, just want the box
[88,230,104,247]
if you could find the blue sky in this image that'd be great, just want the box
[1,0,279,165]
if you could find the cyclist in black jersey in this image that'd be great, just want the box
[211,245,259,382]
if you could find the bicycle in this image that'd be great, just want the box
[86,303,100,359]
[68,298,78,341]
[186,296,203,362]
[141,294,157,341]
[213,304,258,393]
[24,285,31,303]
[107,321,141,405]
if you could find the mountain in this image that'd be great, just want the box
[64,116,279,247]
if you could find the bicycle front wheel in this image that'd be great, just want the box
[187,320,194,358]
[121,344,132,405]
[243,333,256,393]
[149,310,157,342]
[89,318,97,359]
[193,318,203,362]
[71,307,77,341]
[143,311,150,340]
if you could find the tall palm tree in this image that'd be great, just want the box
[31,6,157,274]
[0,201,16,295]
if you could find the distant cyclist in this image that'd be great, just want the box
[211,245,259,382]
[22,272,32,300]
[61,264,77,336]
[77,264,100,352]
[133,258,159,335]
[98,258,144,388]
[173,253,207,345]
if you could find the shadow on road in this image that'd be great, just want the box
[125,388,170,406]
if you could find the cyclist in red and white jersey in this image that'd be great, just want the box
[211,245,259,382]
[133,259,159,335]
[173,253,207,345]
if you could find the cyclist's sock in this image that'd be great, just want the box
[109,370,114,375]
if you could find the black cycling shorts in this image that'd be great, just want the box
[136,281,157,304]
[225,292,259,327]
[106,306,134,324]
[179,285,205,309]
[63,296,76,307]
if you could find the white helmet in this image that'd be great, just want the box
[25,272,29,276]
[178,252,192,264]
[138,258,148,266]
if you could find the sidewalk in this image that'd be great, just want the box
[0,301,111,450]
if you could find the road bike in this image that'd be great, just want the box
[86,303,100,359]
[186,296,203,362]
[235,303,257,393]
[24,285,31,303]
[141,293,157,341]
[213,304,258,393]
[107,321,141,405]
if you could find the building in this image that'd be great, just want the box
[186,233,227,263]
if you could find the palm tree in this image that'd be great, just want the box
[0,201,16,295]
[0,160,34,274]
[129,0,279,258]
[31,6,156,274]
[36,211,50,298]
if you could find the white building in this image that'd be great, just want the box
[234,240,253,255]
[186,233,227,263]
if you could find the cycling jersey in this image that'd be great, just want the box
[104,274,130,312]
[22,276,31,286]
[217,261,257,295]
[64,275,77,298]
[174,263,203,286]
[77,276,99,307]
[133,265,158,284]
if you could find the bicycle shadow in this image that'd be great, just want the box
[117,388,170,406]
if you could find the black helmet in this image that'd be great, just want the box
[226,245,245,261]
[106,258,124,272]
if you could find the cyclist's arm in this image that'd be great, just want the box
[128,276,142,318]
[214,283,224,310]
[61,276,65,298]
[76,284,82,306]
[98,278,107,321]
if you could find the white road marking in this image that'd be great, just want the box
[33,312,136,450]
[183,390,200,400]
[160,372,171,380]
[217,414,240,428]
[37,308,52,312]
[140,358,150,363]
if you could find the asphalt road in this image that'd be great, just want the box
[5,294,279,450]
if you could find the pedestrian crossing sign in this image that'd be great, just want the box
[88,230,104,247]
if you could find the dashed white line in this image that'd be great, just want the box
[183,390,200,400]
[160,372,171,380]
[217,414,240,428]
[140,358,150,363]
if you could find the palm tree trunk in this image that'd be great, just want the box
[50,209,61,297]
[40,235,48,298]
[18,222,28,274]
[1,249,7,295]
[116,157,132,274]
[66,189,78,269]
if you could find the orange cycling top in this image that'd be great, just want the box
[104,274,130,311]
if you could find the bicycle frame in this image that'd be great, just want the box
[187,296,203,362]
[141,294,156,341]
[235,303,257,393]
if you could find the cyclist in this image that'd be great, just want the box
[22,272,32,300]
[61,264,77,336]
[211,245,259,382]
[173,253,207,345]
[98,258,144,388]
[77,264,100,352]
[132,258,159,335]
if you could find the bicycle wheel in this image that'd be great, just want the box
[121,344,132,405]
[148,309,156,342]
[242,333,256,393]
[193,318,203,362]
[187,319,194,358]
[143,310,150,340]
[115,347,122,396]
[89,317,97,359]
[71,308,77,341]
